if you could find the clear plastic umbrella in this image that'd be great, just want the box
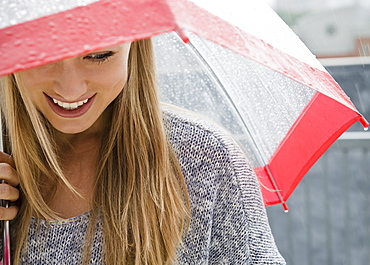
[0,2,368,261]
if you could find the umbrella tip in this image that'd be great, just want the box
[282,202,289,213]
[176,28,190,43]
[360,116,369,130]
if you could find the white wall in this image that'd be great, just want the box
[292,6,370,57]
[274,0,370,12]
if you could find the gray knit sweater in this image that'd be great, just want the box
[19,108,285,264]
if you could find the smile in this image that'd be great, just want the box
[45,93,96,119]
[52,98,89,110]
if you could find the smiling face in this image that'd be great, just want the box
[16,43,131,134]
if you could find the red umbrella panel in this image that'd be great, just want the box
[0,0,368,211]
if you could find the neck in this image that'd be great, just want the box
[55,106,112,155]
[42,110,112,218]
[42,133,100,219]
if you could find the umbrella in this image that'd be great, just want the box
[0,0,368,210]
[0,190,10,265]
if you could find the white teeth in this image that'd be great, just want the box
[52,98,89,110]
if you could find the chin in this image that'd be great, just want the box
[52,122,94,135]
[47,114,103,136]
[57,127,89,135]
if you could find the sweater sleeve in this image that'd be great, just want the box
[208,139,286,264]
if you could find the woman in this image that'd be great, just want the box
[0,39,285,264]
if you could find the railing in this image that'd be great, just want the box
[267,132,370,265]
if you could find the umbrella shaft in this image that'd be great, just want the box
[2,219,10,265]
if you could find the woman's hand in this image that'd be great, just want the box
[0,152,19,220]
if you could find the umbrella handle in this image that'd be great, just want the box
[1,180,11,265]
[1,220,10,265]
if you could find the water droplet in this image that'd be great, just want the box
[28,50,37,57]
[364,127,368,131]
[65,13,73,20]
[14,39,22,47]
[38,53,47,60]
[83,44,92,51]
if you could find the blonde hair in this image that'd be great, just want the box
[0,39,190,264]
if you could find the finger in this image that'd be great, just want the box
[0,163,20,187]
[0,184,19,202]
[0,152,15,168]
[0,206,18,221]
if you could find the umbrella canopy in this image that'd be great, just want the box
[0,0,368,212]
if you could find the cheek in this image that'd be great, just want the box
[17,70,39,90]
[15,72,40,104]
[95,61,129,93]
[16,68,54,105]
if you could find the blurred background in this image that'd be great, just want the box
[265,0,370,264]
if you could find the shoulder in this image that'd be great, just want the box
[162,104,244,160]
[162,104,256,199]
[163,106,286,264]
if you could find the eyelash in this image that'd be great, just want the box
[84,51,115,64]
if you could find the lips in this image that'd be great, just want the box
[52,97,89,110]
[45,93,96,118]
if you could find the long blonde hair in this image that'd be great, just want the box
[0,39,190,264]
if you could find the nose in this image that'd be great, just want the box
[53,59,88,101]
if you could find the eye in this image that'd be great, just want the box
[83,51,115,64]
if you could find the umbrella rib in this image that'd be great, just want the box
[183,35,287,210]
[265,165,289,212]
[184,36,267,167]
